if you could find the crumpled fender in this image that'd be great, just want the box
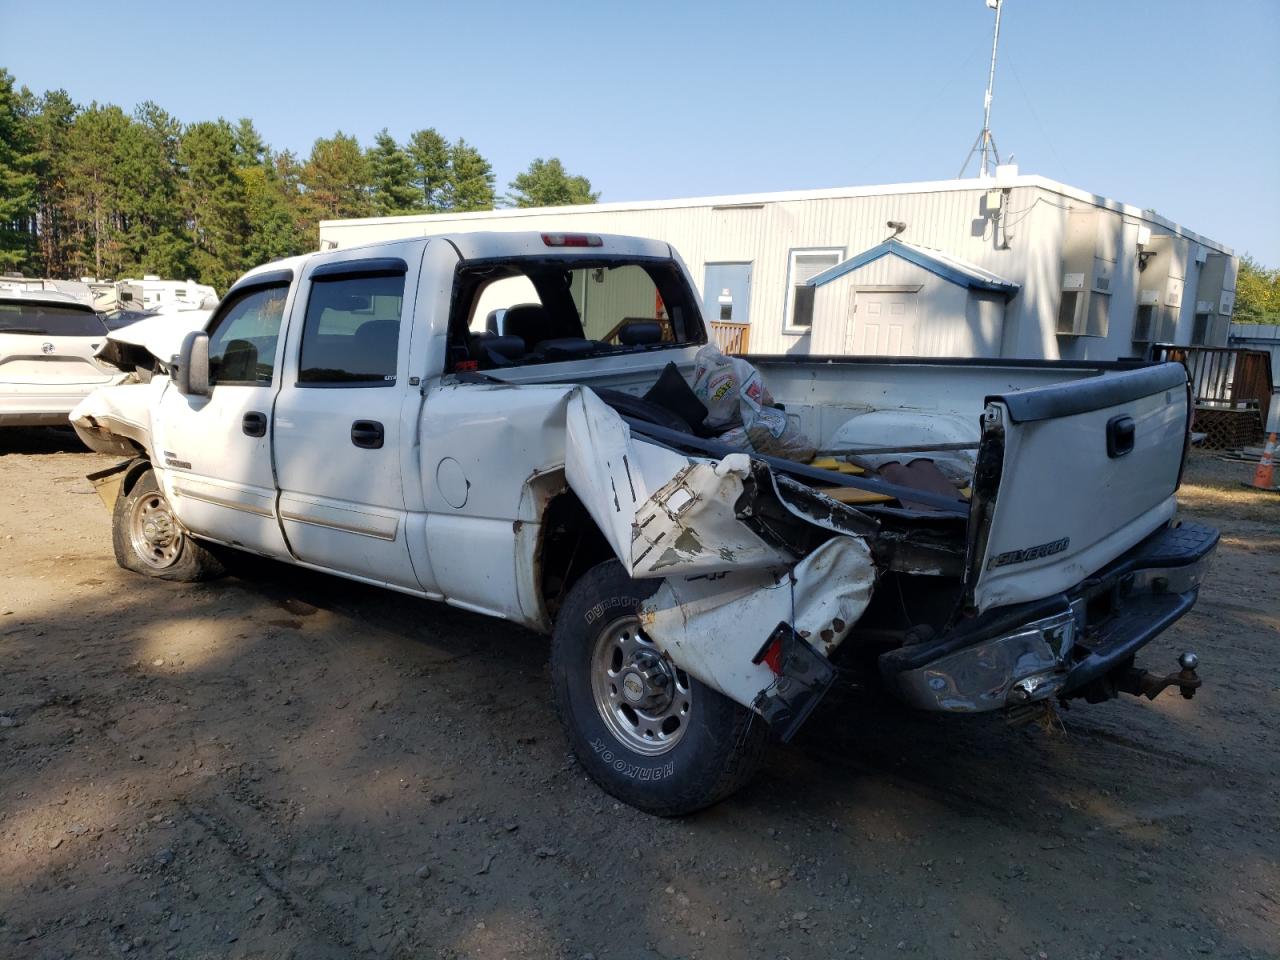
[68,379,163,457]
[637,537,876,711]
[564,388,794,578]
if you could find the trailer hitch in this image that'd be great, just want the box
[1119,652,1202,701]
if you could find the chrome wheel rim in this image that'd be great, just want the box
[589,615,692,756]
[129,490,182,569]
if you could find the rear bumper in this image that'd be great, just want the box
[881,520,1219,713]
[0,390,98,426]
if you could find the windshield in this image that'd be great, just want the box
[0,301,108,337]
[451,257,704,370]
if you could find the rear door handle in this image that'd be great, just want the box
[351,419,384,449]
[1107,415,1136,458]
[242,411,267,438]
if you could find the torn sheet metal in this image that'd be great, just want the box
[638,536,875,712]
[69,380,161,456]
[564,388,792,578]
[97,310,212,372]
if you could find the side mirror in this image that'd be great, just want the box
[174,330,211,397]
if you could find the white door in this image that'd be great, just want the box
[153,276,293,558]
[848,290,918,356]
[271,253,422,590]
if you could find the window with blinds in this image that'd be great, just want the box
[787,250,842,329]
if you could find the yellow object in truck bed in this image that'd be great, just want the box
[808,457,865,475]
[821,487,895,505]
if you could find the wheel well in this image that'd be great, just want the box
[538,490,616,621]
[119,458,155,498]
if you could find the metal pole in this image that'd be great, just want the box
[979,0,1004,178]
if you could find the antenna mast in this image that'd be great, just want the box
[959,0,1005,179]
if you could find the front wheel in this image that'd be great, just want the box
[112,469,224,582]
[550,561,768,816]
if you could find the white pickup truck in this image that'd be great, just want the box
[72,232,1217,815]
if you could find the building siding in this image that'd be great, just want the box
[319,175,1233,361]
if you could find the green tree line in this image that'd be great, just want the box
[0,68,598,291]
[1236,255,1280,325]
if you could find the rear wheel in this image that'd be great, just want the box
[112,469,223,582]
[550,561,768,816]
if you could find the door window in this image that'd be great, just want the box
[299,273,405,385]
[207,285,288,386]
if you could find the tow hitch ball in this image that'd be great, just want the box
[1119,652,1202,701]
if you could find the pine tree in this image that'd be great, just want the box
[442,138,494,212]
[241,162,310,265]
[506,157,599,209]
[0,68,38,271]
[179,120,249,291]
[232,118,267,168]
[406,128,449,212]
[367,129,418,216]
[302,132,373,220]
[63,104,133,278]
[117,101,191,278]
[27,88,77,277]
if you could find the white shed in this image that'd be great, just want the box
[805,239,1018,357]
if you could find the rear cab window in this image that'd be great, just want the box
[449,257,704,371]
[298,263,407,386]
[0,300,107,338]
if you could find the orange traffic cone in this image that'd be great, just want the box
[1248,432,1278,492]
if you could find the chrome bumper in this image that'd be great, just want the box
[886,521,1218,714]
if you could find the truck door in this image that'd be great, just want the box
[271,253,421,589]
[152,270,294,558]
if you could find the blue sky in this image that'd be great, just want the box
[3,0,1278,263]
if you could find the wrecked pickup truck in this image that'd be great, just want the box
[71,231,1217,815]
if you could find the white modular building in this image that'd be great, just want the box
[319,169,1236,361]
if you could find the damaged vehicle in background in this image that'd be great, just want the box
[69,232,1216,815]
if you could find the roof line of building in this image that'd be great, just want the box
[806,238,1020,296]
[320,173,1232,256]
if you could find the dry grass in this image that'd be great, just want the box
[1178,449,1280,524]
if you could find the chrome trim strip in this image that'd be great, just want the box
[171,483,275,518]
[278,507,398,541]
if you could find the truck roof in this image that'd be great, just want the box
[237,231,676,287]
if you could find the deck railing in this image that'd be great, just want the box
[709,321,751,355]
[1151,343,1274,428]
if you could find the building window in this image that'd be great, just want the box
[784,248,843,331]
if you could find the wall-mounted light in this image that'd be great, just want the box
[886,220,907,237]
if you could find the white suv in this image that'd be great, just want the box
[0,290,121,427]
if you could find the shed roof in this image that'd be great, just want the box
[805,238,1021,297]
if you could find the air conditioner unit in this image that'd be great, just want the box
[1131,235,1189,345]
[1057,211,1117,337]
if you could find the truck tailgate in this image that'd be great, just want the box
[967,363,1189,612]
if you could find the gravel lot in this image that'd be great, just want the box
[1,430,1277,960]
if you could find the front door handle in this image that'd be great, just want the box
[351,419,384,449]
[242,411,267,438]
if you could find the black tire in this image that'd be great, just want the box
[550,561,769,816]
[112,469,224,582]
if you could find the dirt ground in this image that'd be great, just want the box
[1,431,1276,960]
